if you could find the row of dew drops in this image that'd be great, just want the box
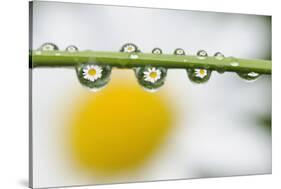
[37,42,261,92]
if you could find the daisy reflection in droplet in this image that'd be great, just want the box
[194,69,208,78]
[82,65,103,82]
[143,67,162,83]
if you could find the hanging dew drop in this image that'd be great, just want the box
[75,63,112,92]
[196,50,208,59]
[39,42,59,51]
[187,50,211,83]
[237,71,260,82]
[66,45,78,52]
[214,52,225,73]
[187,68,212,84]
[134,66,167,92]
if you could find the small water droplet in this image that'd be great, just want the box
[134,66,167,91]
[214,52,225,73]
[230,62,239,67]
[120,43,139,53]
[40,42,59,51]
[75,63,112,91]
[174,48,185,56]
[130,54,139,59]
[152,48,162,54]
[66,45,78,52]
[196,50,208,59]
[237,71,260,82]
[187,68,212,84]
[214,52,224,60]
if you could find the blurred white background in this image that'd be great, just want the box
[31,1,271,188]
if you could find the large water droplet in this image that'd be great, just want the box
[75,63,112,91]
[135,66,167,92]
[40,42,59,51]
[66,45,78,52]
[120,43,140,53]
[174,48,185,56]
[237,71,260,82]
[196,50,208,59]
[187,68,212,84]
[214,52,225,73]
[152,48,162,54]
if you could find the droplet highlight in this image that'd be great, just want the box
[230,62,239,67]
[135,66,167,92]
[76,63,112,91]
[130,54,139,59]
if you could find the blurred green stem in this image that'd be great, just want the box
[30,50,272,74]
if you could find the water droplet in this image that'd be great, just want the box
[66,45,78,52]
[237,71,260,82]
[230,62,239,67]
[214,52,225,73]
[152,48,162,54]
[130,54,139,59]
[39,42,59,51]
[187,68,212,84]
[174,48,185,56]
[120,43,140,53]
[214,52,224,60]
[75,63,112,91]
[196,50,208,59]
[134,66,167,92]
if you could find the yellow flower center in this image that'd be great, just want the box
[68,74,175,176]
[149,71,158,79]
[88,69,97,76]
[199,69,205,75]
[127,46,133,51]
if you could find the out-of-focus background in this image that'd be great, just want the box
[31,1,271,188]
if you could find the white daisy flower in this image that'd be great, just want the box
[143,67,162,83]
[123,44,136,53]
[194,69,208,78]
[82,65,103,82]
